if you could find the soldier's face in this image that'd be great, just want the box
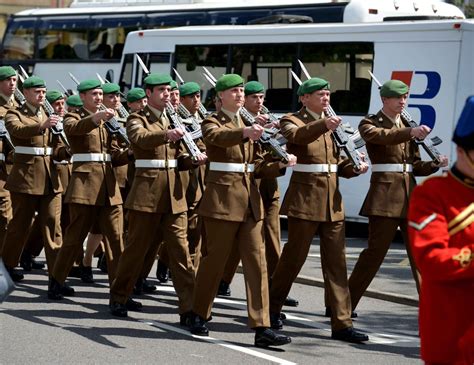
[304,89,330,114]
[170,89,180,109]
[103,92,121,110]
[127,98,147,113]
[81,88,103,111]
[0,76,17,96]
[219,86,244,112]
[382,94,408,115]
[51,98,66,117]
[147,84,170,110]
[24,87,46,107]
[244,93,264,114]
[181,93,200,114]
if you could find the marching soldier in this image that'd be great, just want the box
[66,94,83,113]
[48,79,130,300]
[126,87,147,113]
[348,80,448,312]
[0,66,17,272]
[218,81,298,307]
[268,77,370,343]
[109,73,206,320]
[1,76,70,285]
[188,74,294,348]
[408,96,474,364]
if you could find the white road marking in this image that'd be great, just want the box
[141,319,297,365]
[154,286,419,345]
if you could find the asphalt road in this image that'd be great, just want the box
[1,234,420,365]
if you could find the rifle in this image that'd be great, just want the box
[293,61,364,171]
[135,54,204,161]
[368,70,443,164]
[69,72,130,147]
[0,119,14,150]
[18,67,71,150]
[172,68,205,140]
[202,67,289,163]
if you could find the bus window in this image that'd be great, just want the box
[230,43,296,112]
[1,17,36,60]
[299,42,373,115]
[90,15,145,60]
[38,16,91,60]
[208,9,271,25]
[146,12,208,28]
[272,5,345,23]
[175,44,228,109]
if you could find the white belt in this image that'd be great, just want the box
[135,159,178,169]
[292,163,338,173]
[209,162,255,173]
[15,146,52,156]
[371,164,413,173]
[0,153,4,161]
[73,153,111,162]
[54,160,71,165]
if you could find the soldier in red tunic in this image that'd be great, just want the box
[408,95,474,365]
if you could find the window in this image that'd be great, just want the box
[1,18,36,60]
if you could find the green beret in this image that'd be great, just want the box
[102,82,120,94]
[144,73,172,86]
[22,76,46,89]
[77,79,101,92]
[244,81,264,96]
[46,90,64,103]
[66,94,83,107]
[380,80,409,97]
[126,87,146,102]
[170,80,178,91]
[300,77,330,95]
[215,74,244,92]
[0,66,16,81]
[179,82,200,96]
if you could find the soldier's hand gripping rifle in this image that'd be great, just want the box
[69,72,130,147]
[368,71,443,164]
[135,54,204,161]
[18,66,71,150]
[294,60,364,171]
[202,67,289,163]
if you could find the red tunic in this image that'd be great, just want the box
[408,168,474,364]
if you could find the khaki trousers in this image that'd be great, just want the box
[0,194,12,256]
[111,210,195,314]
[348,215,421,310]
[52,203,124,284]
[1,192,62,272]
[193,216,270,328]
[270,217,352,331]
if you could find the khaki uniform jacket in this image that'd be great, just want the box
[4,104,69,195]
[280,107,357,222]
[359,111,438,218]
[125,105,192,214]
[198,111,283,222]
[63,107,129,206]
[0,95,17,197]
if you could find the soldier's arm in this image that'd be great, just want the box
[52,135,72,162]
[408,185,474,282]
[63,113,98,136]
[110,138,130,167]
[126,114,167,149]
[177,145,194,171]
[337,156,359,179]
[5,110,44,138]
[280,117,328,145]
[359,118,412,145]
[202,119,245,148]
[412,144,439,176]
[254,148,286,179]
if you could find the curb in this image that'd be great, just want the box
[236,267,419,307]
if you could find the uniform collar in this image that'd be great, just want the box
[147,104,163,119]
[451,165,474,188]
[305,106,322,120]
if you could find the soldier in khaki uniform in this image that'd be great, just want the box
[348,80,448,311]
[49,79,130,300]
[0,66,17,275]
[1,76,70,285]
[269,77,370,343]
[218,81,298,307]
[109,74,206,319]
[188,74,294,348]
